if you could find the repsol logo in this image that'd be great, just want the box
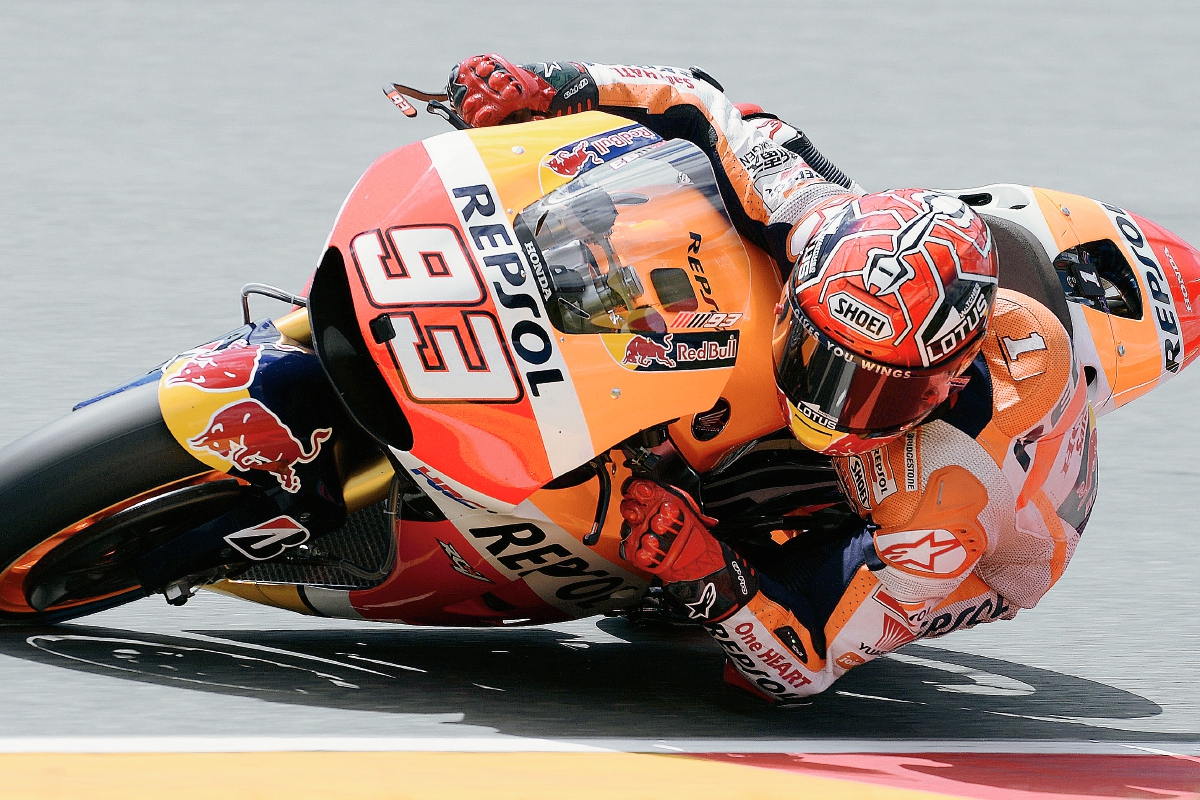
[468,522,631,610]
[828,291,893,340]
[452,185,565,395]
[688,232,719,310]
[1104,203,1182,373]
[924,594,1012,637]
[707,621,813,701]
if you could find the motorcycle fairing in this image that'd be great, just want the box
[214,440,655,626]
[351,506,648,625]
[1093,205,1200,402]
[535,122,664,194]
[325,113,757,511]
[1027,188,1200,406]
[158,321,340,497]
[339,446,649,625]
[939,184,1200,414]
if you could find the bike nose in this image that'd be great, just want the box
[1134,212,1200,372]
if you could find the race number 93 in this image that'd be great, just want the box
[350,225,520,403]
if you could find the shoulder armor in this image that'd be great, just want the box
[981,289,1077,438]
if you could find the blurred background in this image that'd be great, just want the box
[0,0,1198,736]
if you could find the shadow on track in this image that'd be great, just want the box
[0,617,1175,741]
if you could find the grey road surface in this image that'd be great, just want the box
[1,1,1199,745]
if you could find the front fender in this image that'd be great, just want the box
[158,319,344,508]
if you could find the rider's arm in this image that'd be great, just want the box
[541,61,861,263]
[448,55,858,272]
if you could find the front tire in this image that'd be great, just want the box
[0,383,245,623]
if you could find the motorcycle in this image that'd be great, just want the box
[1,89,1197,629]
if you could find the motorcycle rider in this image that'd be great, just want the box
[447,55,1098,702]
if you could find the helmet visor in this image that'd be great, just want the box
[772,302,971,437]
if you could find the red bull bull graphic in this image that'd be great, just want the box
[165,339,265,392]
[540,124,662,180]
[623,334,677,368]
[545,141,603,178]
[187,398,332,493]
[611,331,741,372]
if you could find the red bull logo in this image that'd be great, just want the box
[544,141,603,178]
[166,339,264,392]
[187,398,331,493]
[623,334,676,368]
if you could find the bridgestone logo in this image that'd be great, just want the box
[828,291,893,341]
[904,432,918,492]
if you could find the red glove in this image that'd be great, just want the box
[619,479,725,582]
[448,54,556,127]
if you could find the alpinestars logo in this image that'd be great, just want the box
[876,528,966,575]
[685,582,718,619]
[860,209,932,296]
[856,191,981,298]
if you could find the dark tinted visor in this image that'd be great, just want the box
[772,303,972,436]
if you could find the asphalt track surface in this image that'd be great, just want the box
[2,2,1200,797]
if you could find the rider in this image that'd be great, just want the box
[447,55,1098,702]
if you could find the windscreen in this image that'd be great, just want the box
[514,139,744,336]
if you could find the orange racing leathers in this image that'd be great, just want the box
[710,293,1097,700]
[510,61,1099,700]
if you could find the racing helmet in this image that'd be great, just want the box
[773,189,999,455]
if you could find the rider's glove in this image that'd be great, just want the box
[619,479,758,622]
[618,479,725,582]
[447,54,557,127]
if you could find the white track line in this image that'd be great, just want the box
[0,737,608,754]
[0,738,1197,755]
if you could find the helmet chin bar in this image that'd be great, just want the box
[787,399,842,453]
[786,397,921,456]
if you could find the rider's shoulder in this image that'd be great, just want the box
[979,288,1077,437]
[987,289,1072,356]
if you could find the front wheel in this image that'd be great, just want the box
[0,383,251,623]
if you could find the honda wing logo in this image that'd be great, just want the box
[223,516,310,561]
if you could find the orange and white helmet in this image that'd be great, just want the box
[773,189,999,455]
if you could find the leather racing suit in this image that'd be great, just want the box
[502,60,1100,701]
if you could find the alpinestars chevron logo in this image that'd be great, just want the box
[685,582,718,619]
[875,528,967,575]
